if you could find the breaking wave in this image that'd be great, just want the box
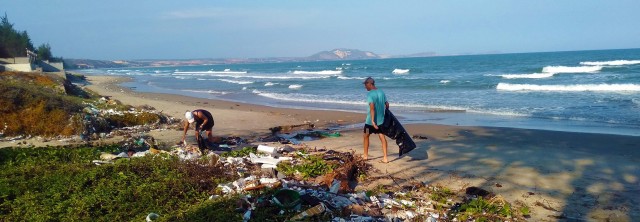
[392,69,410,75]
[291,70,342,75]
[541,66,602,73]
[251,90,365,106]
[580,60,640,66]
[337,76,365,80]
[499,73,555,79]
[218,79,253,85]
[174,70,247,74]
[182,89,228,95]
[496,83,640,92]
[288,84,303,89]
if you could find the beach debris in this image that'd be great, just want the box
[85,130,522,221]
[412,135,429,140]
[269,122,315,134]
[145,213,159,222]
[290,203,326,220]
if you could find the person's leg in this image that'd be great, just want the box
[363,132,370,160]
[378,133,388,163]
[205,129,214,143]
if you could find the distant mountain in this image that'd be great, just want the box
[307,48,381,60]
[65,48,442,69]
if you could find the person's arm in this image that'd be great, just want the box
[385,101,389,110]
[181,121,190,143]
[370,102,378,129]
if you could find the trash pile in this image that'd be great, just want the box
[93,125,525,221]
[80,98,177,141]
[206,143,524,221]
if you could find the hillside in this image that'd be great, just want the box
[308,48,381,60]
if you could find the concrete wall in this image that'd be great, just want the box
[2,63,34,72]
[0,57,30,64]
[39,61,64,72]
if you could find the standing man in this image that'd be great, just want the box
[362,77,389,163]
[182,109,215,150]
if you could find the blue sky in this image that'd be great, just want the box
[3,0,639,60]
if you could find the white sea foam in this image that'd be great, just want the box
[337,76,365,80]
[440,80,451,84]
[218,79,253,85]
[288,84,303,89]
[182,89,228,95]
[541,66,602,73]
[174,72,329,80]
[496,83,640,92]
[292,70,342,75]
[264,82,276,86]
[174,70,247,74]
[252,91,365,106]
[392,69,410,75]
[580,60,640,66]
[499,73,555,79]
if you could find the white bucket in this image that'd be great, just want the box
[257,145,277,156]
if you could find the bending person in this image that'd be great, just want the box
[182,109,215,148]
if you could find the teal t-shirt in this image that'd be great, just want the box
[366,89,387,125]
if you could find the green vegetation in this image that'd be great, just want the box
[0,71,170,138]
[0,71,86,136]
[0,13,34,58]
[450,197,515,221]
[0,13,62,61]
[220,146,257,158]
[277,154,337,179]
[0,146,240,221]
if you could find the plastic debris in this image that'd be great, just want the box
[145,213,159,222]
[290,203,326,220]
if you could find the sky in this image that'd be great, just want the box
[2,0,640,60]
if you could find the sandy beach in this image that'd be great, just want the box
[4,75,638,221]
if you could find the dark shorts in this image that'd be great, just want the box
[196,121,214,131]
[363,124,382,134]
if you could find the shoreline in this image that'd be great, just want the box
[112,72,640,137]
[84,75,640,221]
[3,74,638,220]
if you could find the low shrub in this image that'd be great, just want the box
[0,145,237,221]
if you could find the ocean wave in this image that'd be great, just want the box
[541,66,602,73]
[252,91,365,106]
[174,70,247,75]
[182,89,228,95]
[392,69,410,75]
[291,70,342,75]
[496,83,640,92]
[337,76,366,80]
[288,84,303,89]
[218,79,254,85]
[499,73,555,79]
[580,60,640,66]
[174,72,329,80]
[264,82,277,86]
[440,80,451,84]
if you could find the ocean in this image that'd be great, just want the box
[82,48,640,136]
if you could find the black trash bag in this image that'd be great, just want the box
[380,109,416,156]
